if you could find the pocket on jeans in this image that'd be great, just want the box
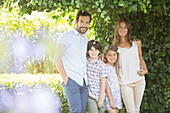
[61,77,70,86]
[66,77,76,87]
[66,79,78,95]
[65,77,71,86]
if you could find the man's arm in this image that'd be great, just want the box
[55,44,68,85]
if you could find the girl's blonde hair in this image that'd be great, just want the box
[112,18,132,47]
[103,45,120,77]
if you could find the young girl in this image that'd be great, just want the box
[87,40,107,113]
[103,45,122,113]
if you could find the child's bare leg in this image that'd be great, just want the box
[107,108,119,113]
[116,108,119,113]
[107,108,116,113]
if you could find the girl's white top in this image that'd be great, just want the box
[105,64,122,110]
[118,41,145,85]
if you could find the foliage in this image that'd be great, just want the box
[0,7,95,74]
[0,9,69,74]
[1,0,170,112]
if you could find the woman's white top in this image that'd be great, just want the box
[118,41,145,85]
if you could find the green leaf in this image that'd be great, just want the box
[9,7,13,12]
[38,0,42,6]
[85,7,90,12]
[58,3,62,7]
[144,102,149,109]
[101,3,104,9]
[132,4,137,11]
[100,10,107,18]
[62,0,67,6]
[99,0,103,3]
[104,16,110,22]
[114,0,118,4]
[97,8,101,12]
[118,1,125,7]
[20,7,28,15]
[95,1,99,6]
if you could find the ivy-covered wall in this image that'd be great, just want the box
[1,0,169,112]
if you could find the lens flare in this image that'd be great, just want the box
[0,84,61,113]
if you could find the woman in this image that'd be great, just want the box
[113,18,148,113]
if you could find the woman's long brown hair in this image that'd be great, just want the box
[112,18,132,47]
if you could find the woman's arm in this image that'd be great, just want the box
[97,77,106,108]
[105,81,116,109]
[136,39,148,76]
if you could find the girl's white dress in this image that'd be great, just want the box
[105,64,122,109]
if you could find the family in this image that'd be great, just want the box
[55,10,148,113]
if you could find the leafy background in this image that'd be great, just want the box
[0,0,169,113]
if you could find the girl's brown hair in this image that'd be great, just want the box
[112,18,132,47]
[103,45,120,77]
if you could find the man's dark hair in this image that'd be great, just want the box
[76,10,91,22]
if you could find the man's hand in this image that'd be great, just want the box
[64,76,69,86]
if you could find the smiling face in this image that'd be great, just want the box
[75,16,90,35]
[118,22,128,38]
[88,46,100,59]
[105,50,118,66]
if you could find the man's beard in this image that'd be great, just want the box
[77,27,88,34]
